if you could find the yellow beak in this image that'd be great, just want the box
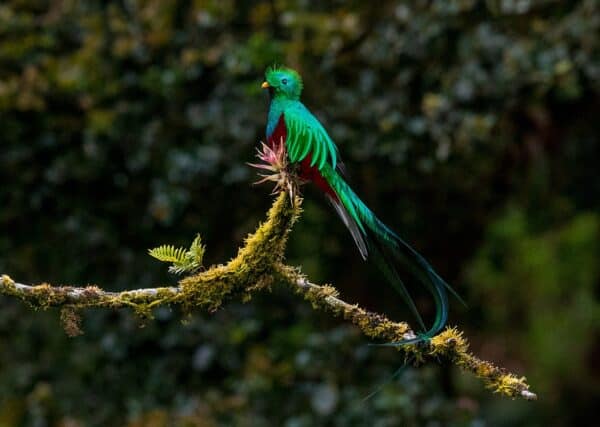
[261,81,270,89]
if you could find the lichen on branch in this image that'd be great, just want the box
[0,192,536,401]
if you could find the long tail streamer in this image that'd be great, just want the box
[320,164,459,344]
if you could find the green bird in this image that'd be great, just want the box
[261,65,457,343]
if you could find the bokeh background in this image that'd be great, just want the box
[1,0,598,425]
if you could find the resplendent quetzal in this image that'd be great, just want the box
[261,66,456,343]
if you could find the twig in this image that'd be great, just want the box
[276,268,536,400]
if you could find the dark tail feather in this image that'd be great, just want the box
[367,216,449,343]
[325,194,426,334]
[320,166,455,344]
[367,235,427,333]
[322,172,430,391]
[326,194,368,260]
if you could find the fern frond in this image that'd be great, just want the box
[188,234,205,265]
[148,235,205,275]
[148,245,187,264]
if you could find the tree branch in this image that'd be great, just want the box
[0,192,536,401]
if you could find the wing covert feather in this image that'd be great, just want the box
[283,103,337,170]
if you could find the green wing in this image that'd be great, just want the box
[283,102,338,170]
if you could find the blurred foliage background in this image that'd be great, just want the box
[0,0,599,425]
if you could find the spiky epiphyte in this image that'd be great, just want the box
[248,139,303,203]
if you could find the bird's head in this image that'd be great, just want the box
[262,66,303,100]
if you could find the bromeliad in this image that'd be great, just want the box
[257,66,458,344]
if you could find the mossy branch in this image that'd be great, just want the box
[0,192,536,401]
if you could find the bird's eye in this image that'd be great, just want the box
[281,78,288,85]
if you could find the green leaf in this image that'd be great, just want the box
[148,235,205,275]
[148,245,187,264]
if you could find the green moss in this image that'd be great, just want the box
[429,327,469,357]
[177,192,300,312]
[344,307,410,342]
[28,284,69,309]
[301,284,340,310]
[490,374,530,398]
[474,361,496,379]
[0,275,17,294]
